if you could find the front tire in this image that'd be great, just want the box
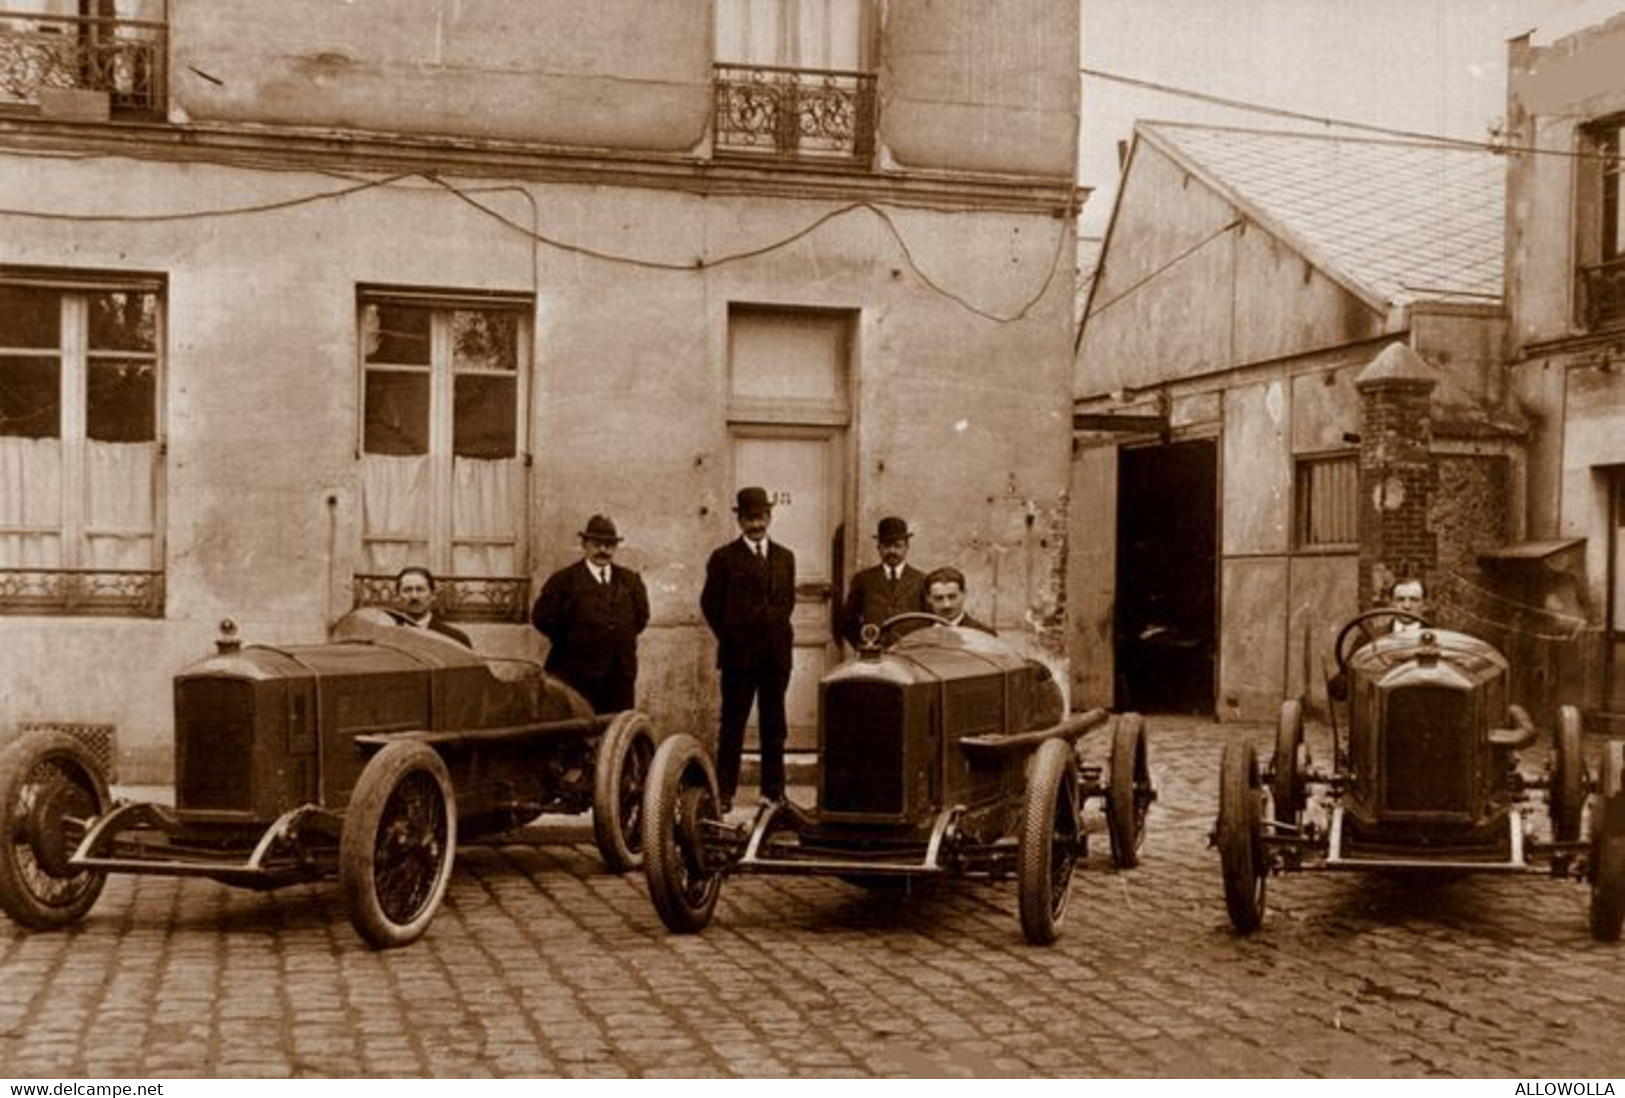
[1107,713,1152,868]
[1552,705,1586,844]
[592,711,659,873]
[1271,699,1306,827]
[642,734,723,933]
[1018,738,1080,945]
[1218,741,1267,934]
[1589,740,1625,942]
[340,742,457,950]
[0,732,110,930]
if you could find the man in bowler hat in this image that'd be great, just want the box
[700,486,796,811]
[839,515,929,648]
[531,514,651,713]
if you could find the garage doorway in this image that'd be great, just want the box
[1115,439,1218,715]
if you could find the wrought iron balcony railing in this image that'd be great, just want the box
[353,573,531,625]
[0,10,166,115]
[0,568,163,617]
[713,63,875,164]
[1580,256,1625,330]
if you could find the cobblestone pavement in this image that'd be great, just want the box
[2,716,1623,1079]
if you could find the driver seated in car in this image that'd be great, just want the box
[925,567,996,635]
[1388,578,1428,636]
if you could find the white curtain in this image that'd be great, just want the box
[451,456,518,577]
[715,0,872,70]
[361,453,430,574]
[0,436,63,568]
[83,440,154,570]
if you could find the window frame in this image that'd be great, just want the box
[1577,114,1625,331]
[0,267,166,617]
[1293,449,1359,554]
[352,285,533,624]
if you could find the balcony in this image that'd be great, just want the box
[712,63,875,165]
[0,10,165,116]
[352,573,530,625]
[1581,257,1625,330]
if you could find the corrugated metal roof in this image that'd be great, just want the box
[1139,122,1505,309]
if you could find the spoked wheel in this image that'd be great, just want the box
[0,732,111,930]
[1270,699,1306,827]
[592,711,660,872]
[339,742,457,950]
[1107,713,1153,868]
[1217,741,1267,934]
[1018,738,1080,945]
[1589,740,1625,942]
[642,734,724,933]
[1551,705,1586,844]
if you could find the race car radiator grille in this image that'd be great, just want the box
[1382,686,1473,813]
[175,679,256,812]
[821,681,905,816]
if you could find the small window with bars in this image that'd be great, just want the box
[1294,453,1358,551]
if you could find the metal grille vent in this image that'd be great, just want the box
[15,721,116,782]
[1383,686,1474,813]
[821,680,904,815]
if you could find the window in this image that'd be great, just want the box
[0,1,168,115]
[0,272,163,615]
[1294,453,1358,550]
[355,290,530,622]
[1579,116,1625,329]
[712,0,878,162]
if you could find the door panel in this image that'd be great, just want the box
[732,432,842,750]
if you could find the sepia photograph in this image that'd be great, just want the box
[1,0,1623,1082]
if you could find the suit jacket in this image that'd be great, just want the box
[947,612,996,636]
[390,610,472,648]
[531,560,650,684]
[700,537,795,670]
[839,563,928,647]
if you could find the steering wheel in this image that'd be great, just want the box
[1333,608,1429,676]
[861,612,955,649]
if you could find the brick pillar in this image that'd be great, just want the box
[1355,343,1438,608]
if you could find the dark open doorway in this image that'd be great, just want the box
[1116,439,1218,715]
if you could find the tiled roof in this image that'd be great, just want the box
[1138,122,1505,308]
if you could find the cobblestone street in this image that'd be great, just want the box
[2,716,1623,1079]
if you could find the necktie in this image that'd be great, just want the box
[597,566,609,585]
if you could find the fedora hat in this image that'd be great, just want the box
[875,516,912,542]
[733,486,772,516]
[578,514,623,543]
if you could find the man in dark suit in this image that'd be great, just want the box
[531,514,651,713]
[392,566,472,647]
[924,566,996,635]
[839,515,929,649]
[701,486,796,810]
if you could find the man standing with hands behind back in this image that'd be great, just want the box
[531,514,650,714]
[701,486,796,813]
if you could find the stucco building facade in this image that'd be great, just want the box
[0,0,1082,779]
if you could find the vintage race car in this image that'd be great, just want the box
[0,609,662,948]
[1216,608,1625,940]
[640,613,1157,945]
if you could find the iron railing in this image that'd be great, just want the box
[0,568,163,616]
[713,62,875,164]
[352,573,530,625]
[1581,257,1625,330]
[0,10,166,114]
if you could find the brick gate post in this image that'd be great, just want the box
[1355,343,1438,608]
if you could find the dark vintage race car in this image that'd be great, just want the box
[0,609,662,948]
[640,613,1157,944]
[1216,608,1625,940]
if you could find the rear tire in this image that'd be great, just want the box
[1270,699,1305,827]
[0,732,110,930]
[592,711,659,872]
[1018,738,1080,945]
[642,734,723,933]
[1107,714,1152,868]
[1218,741,1266,934]
[1589,741,1625,942]
[1552,705,1585,844]
[339,742,456,950]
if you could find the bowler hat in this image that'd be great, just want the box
[734,486,772,516]
[578,514,623,543]
[875,516,912,542]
